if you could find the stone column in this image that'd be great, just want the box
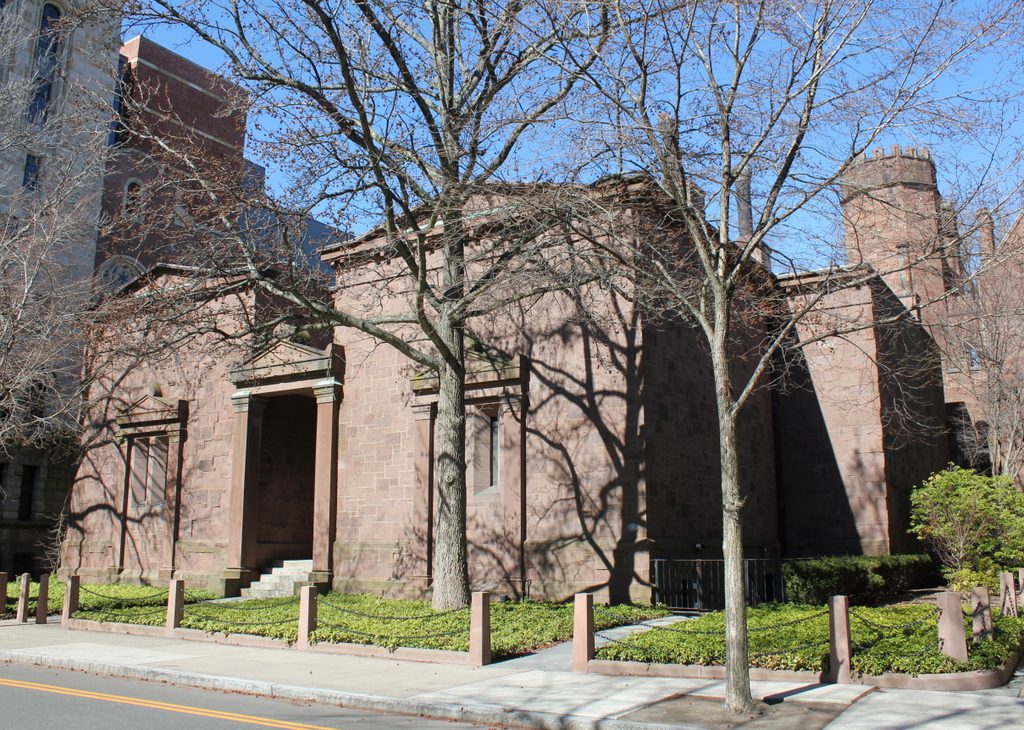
[971,586,994,641]
[937,591,968,662]
[470,591,492,667]
[412,403,435,587]
[298,585,318,649]
[573,593,594,673]
[828,595,853,684]
[161,425,185,582]
[62,576,80,624]
[999,571,1017,616]
[311,380,341,586]
[225,392,266,595]
[16,573,30,623]
[166,579,185,635]
[35,574,48,624]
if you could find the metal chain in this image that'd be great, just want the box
[83,605,168,617]
[594,606,826,636]
[78,585,168,602]
[592,606,725,635]
[186,595,299,611]
[746,610,829,632]
[184,609,299,627]
[596,631,827,663]
[317,594,468,621]
[850,608,936,632]
[315,618,465,640]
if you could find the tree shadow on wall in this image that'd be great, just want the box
[496,290,649,605]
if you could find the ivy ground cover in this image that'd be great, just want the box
[595,602,1024,675]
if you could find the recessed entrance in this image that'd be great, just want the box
[248,394,316,567]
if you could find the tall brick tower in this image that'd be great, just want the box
[840,145,957,331]
[0,1,119,577]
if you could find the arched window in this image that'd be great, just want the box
[123,180,143,218]
[26,3,63,123]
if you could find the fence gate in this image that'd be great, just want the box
[650,558,786,611]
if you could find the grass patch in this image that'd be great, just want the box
[311,593,667,656]
[71,588,667,656]
[595,602,1024,675]
[4,577,66,617]
[71,584,217,625]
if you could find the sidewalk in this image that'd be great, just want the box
[0,617,1019,729]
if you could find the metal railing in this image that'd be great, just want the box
[650,558,786,611]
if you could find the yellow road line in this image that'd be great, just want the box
[0,677,341,729]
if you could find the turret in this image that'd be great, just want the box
[840,145,947,323]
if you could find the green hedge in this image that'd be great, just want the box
[783,555,936,605]
[596,602,1024,675]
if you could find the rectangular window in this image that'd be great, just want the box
[488,414,500,489]
[18,464,37,521]
[22,154,40,190]
[470,406,500,494]
[129,435,168,512]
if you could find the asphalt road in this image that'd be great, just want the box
[0,663,498,729]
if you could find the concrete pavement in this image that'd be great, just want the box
[0,617,1019,729]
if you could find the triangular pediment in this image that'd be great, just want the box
[230,341,342,386]
[116,394,187,431]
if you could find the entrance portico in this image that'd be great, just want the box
[223,341,343,594]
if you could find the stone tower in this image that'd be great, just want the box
[0,1,119,577]
[840,145,957,327]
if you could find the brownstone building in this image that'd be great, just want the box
[58,48,970,602]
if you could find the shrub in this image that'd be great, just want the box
[596,602,1024,675]
[910,466,1024,582]
[782,554,934,605]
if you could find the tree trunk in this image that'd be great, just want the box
[431,347,471,609]
[713,334,755,714]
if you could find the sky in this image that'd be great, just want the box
[122,5,1024,270]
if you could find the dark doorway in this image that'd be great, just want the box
[252,394,316,566]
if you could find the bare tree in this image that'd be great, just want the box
[0,3,116,460]
[129,0,606,608]
[559,0,1024,712]
[940,208,1024,483]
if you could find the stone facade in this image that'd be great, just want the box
[53,41,973,599]
[0,0,119,577]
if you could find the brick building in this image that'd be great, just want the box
[53,44,980,601]
[61,163,953,603]
[0,0,119,577]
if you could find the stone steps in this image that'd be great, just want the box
[240,559,313,599]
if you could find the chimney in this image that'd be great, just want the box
[978,208,996,258]
[736,167,753,241]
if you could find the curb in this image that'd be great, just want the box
[0,650,702,730]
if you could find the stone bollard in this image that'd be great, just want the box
[469,591,491,667]
[35,574,48,624]
[828,595,853,684]
[298,585,318,649]
[166,579,184,635]
[62,575,80,624]
[16,573,30,623]
[970,586,994,642]
[999,572,1017,616]
[937,591,969,662]
[0,572,7,616]
[572,593,594,673]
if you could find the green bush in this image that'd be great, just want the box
[73,589,668,658]
[596,602,1024,675]
[910,466,1024,582]
[782,554,935,605]
[4,576,66,617]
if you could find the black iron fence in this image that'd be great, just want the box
[650,558,786,611]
